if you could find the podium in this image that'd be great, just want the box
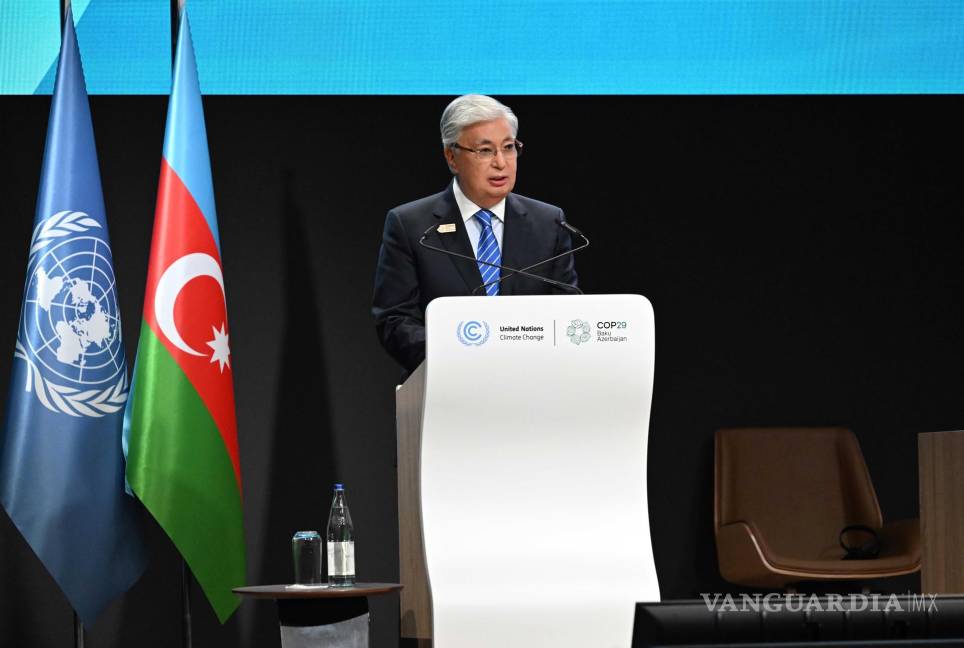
[396,295,660,648]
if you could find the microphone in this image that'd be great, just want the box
[417,220,587,295]
[474,219,589,295]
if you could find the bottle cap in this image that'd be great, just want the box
[334,483,344,490]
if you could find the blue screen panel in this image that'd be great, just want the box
[188,0,964,94]
[0,0,169,95]
[0,1,60,94]
[2,0,962,95]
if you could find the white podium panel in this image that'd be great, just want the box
[420,294,660,648]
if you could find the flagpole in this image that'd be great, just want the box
[171,0,184,67]
[73,614,85,648]
[61,1,86,646]
[167,3,194,643]
[181,560,193,648]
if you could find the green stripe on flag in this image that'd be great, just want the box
[126,322,245,623]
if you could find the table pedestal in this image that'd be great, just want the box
[234,583,402,648]
[278,597,369,648]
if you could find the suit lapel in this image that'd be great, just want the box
[499,194,529,296]
[433,187,483,293]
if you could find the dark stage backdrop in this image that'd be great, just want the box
[0,96,962,647]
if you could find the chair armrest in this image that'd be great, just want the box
[716,521,785,587]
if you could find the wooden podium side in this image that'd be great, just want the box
[919,430,964,594]
[396,362,432,644]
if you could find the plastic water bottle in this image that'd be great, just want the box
[326,483,355,586]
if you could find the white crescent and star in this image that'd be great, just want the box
[154,252,231,372]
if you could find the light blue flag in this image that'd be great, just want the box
[0,8,147,625]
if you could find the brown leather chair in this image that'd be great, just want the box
[714,427,920,588]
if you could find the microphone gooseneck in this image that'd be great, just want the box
[473,219,588,295]
[417,220,587,296]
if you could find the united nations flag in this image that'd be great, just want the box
[0,8,146,626]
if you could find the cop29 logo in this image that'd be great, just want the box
[566,319,591,345]
[457,320,490,346]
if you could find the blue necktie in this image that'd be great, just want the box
[474,209,501,296]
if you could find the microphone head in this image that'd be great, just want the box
[558,220,583,236]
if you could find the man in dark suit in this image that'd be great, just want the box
[372,95,578,373]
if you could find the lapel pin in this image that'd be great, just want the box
[438,223,457,234]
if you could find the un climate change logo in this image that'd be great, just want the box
[457,320,490,346]
[14,211,128,418]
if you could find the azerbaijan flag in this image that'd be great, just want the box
[124,10,245,623]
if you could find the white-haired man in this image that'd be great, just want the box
[372,95,578,373]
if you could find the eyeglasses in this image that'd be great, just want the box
[450,140,524,161]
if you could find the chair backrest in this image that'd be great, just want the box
[715,427,883,559]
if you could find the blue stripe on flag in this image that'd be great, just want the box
[161,10,221,251]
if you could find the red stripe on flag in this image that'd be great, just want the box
[141,159,241,489]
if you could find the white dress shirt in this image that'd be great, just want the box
[452,178,505,257]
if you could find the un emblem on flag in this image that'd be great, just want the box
[14,210,128,418]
